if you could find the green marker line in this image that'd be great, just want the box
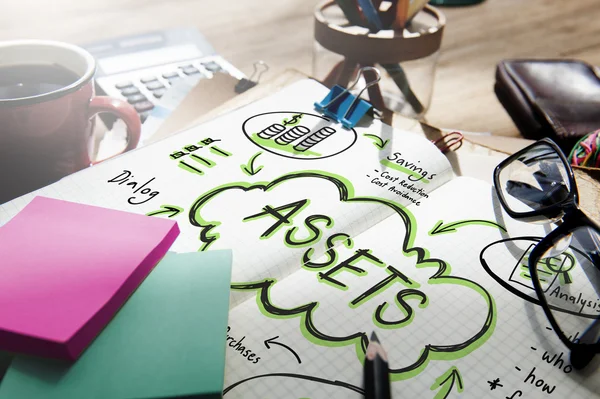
[241,151,264,176]
[187,170,497,382]
[430,366,464,399]
[363,133,389,150]
[251,133,321,157]
[428,219,507,236]
[379,159,429,184]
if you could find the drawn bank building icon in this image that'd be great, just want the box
[242,111,357,160]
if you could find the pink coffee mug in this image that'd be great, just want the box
[0,40,141,204]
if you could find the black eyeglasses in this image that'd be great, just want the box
[493,138,600,370]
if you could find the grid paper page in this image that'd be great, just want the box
[0,79,452,307]
[223,177,600,399]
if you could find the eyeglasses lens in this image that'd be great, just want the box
[498,143,571,217]
[534,226,600,348]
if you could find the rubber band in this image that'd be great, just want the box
[569,130,600,168]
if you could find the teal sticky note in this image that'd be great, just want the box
[0,250,232,399]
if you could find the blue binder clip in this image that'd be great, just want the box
[315,66,381,129]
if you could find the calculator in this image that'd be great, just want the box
[83,27,245,123]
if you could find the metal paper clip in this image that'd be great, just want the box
[235,61,269,93]
[314,66,381,129]
[432,131,464,153]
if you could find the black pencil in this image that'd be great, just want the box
[364,332,391,399]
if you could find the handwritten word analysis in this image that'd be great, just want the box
[547,285,600,314]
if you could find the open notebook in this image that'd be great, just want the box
[0,79,598,398]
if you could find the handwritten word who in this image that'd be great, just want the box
[107,170,159,205]
[169,137,232,177]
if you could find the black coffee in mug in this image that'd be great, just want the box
[0,64,79,99]
[0,40,141,205]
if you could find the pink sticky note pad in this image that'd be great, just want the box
[0,197,179,361]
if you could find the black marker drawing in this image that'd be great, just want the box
[430,367,463,399]
[223,373,363,396]
[480,236,600,318]
[263,336,302,364]
[107,170,159,205]
[363,133,389,150]
[243,111,357,160]
[428,219,506,236]
[241,152,264,176]
[146,204,183,218]
[275,125,310,145]
[188,171,496,381]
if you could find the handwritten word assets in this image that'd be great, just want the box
[107,170,159,205]
[240,198,495,374]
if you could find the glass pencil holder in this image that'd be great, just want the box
[313,1,446,121]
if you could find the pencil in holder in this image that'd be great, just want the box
[313,1,445,121]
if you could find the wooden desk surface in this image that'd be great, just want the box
[1,0,599,136]
[0,2,599,251]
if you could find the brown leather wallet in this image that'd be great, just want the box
[495,59,600,153]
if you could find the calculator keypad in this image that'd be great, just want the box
[162,71,179,79]
[202,61,221,72]
[101,57,244,124]
[152,89,166,99]
[115,81,134,89]
[134,101,155,112]
[181,66,200,75]
[120,86,140,96]
[145,81,165,91]
[140,76,158,84]
[126,94,147,104]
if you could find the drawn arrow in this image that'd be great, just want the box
[363,133,389,150]
[146,205,183,218]
[428,219,507,236]
[264,336,302,364]
[430,367,464,399]
[241,151,264,176]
